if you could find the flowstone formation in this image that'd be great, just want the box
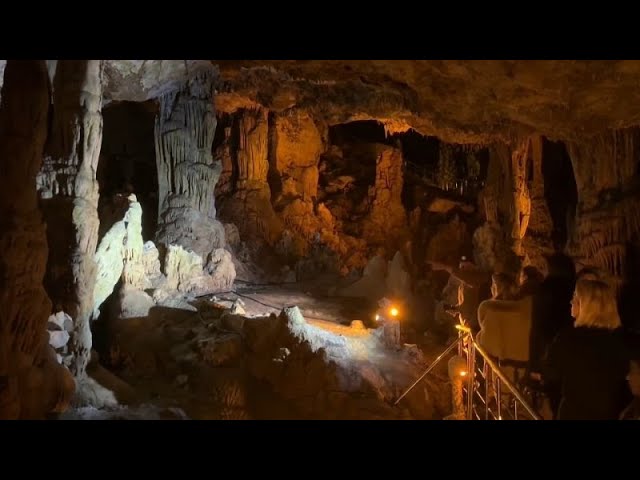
[93,195,235,322]
[154,65,228,264]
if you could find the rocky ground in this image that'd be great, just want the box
[61,286,452,420]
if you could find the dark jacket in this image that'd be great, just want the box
[529,276,575,373]
[544,326,631,420]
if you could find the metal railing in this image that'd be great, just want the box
[395,325,541,420]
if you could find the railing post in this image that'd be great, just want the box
[484,362,490,420]
[466,341,475,420]
[496,366,502,420]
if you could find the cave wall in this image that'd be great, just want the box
[0,60,74,419]
[36,60,104,377]
[273,111,324,202]
[566,128,640,284]
[216,113,415,279]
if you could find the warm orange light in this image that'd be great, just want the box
[459,371,468,377]
[390,307,399,317]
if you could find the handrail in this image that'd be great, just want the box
[394,324,541,420]
[472,341,541,420]
[393,337,461,406]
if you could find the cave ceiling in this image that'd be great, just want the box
[212,60,640,145]
[4,60,640,145]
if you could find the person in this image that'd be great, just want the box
[619,359,640,420]
[476,273,532,388]
[543,278,631,420]
[428,257,493,334]
[518,266,544,298]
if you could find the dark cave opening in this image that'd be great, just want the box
[320,121,387,230]
[328,119,388,145]
[98,100,158,242]
[542,138,579,251]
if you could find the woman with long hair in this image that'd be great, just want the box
[544,279,631,420]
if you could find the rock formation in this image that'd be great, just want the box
[362,144,409,250]
[36,60,103,378]
[0,60,74,419]
[219,107,283,247]
[94,193,236,323]
[567,128,640,284]
[154,65,227,264]
[522,135,554,273]
[272,111,324,201]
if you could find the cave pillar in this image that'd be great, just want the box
[523,134,554,271]
[0,61,74,419]
[508,138,532,256]
[37,60,103,378]
[154,66,227,261]
[237,107,269,188]
[217,107,283,247]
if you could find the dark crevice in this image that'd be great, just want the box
[542,137,579,251]
[98,100,158,241]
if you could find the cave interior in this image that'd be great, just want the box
[1,59,639,421]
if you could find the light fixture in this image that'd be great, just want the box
[390,307,399,317]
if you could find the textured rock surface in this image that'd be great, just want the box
[0,60,74,419]
[103,60,214,104]
[273,111,324,201]
[104,298,439,419]
[214,60,640,144]
[37,60,103,377]
[154,65,228,265]
[362,144,409,250]
[4,60,640,144]
[218,107,283,247]
[93,196,149,318]
[163,245,236,295]
[567,128,640,283]
[522,135,554,273]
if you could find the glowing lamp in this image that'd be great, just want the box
[375,314,380,322]
[448,355,468,381]
[389,307,399,317]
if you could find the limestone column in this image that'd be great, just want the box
[508,138,532,256]
[154,66,225,261]
[37,60,103,377]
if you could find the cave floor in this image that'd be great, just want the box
[220,284,377,326]
[62,284,451,420]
